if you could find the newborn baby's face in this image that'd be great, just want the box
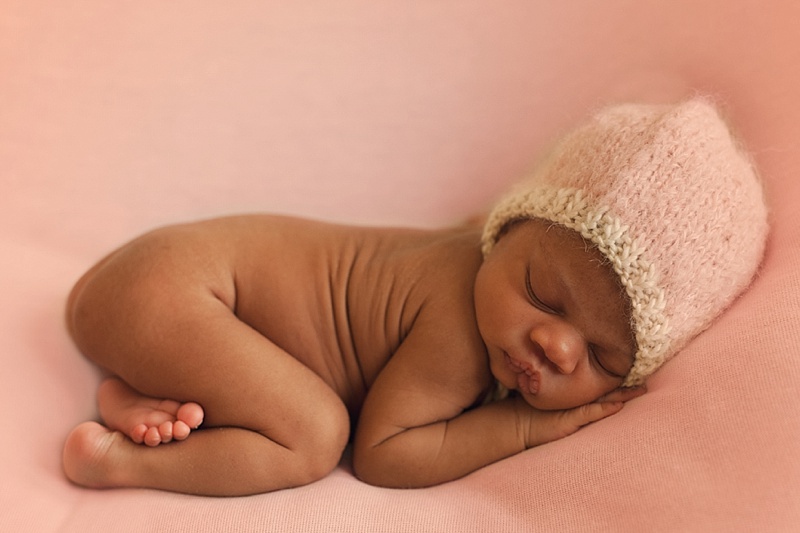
[473,219,635,410]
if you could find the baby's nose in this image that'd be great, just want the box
[530,320,583,374]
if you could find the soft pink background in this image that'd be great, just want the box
[3,1,799,531]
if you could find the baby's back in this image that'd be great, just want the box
[142,215,483,416]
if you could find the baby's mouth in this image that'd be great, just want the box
[504,352,540,396]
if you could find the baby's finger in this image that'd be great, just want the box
[569,401,624,428]
[553,401,623,437]
[597,386,646,404]
[528,401,624,446]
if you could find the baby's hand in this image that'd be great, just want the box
[522,386,646,448]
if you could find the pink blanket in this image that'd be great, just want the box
[3,1,799,531]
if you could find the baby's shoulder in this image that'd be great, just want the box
[393,229,492,398]
[413,228,484,300]
[405,228,487,344]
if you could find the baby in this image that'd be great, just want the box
[62,99,768,496]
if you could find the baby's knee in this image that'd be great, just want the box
[293,400,350,484]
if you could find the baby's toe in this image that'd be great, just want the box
[172,421,191,441]
[143,426,162,447]
[158,421,174,444]
[130,424,148,444]
[176,402,204,429]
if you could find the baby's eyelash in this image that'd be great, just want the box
[589,344,625,379]
[524,267,538,304]
[525,267,557,314]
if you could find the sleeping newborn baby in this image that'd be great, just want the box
[62,98,768,496]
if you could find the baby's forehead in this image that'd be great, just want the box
[506,218,606,262]
[505,218,632,304]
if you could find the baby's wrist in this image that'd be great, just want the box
[510,396,534,450]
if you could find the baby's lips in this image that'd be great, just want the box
[516,370,540,396]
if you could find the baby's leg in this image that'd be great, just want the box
[63,232,350,496]
[64,299,349,496]
[96,376,203,446]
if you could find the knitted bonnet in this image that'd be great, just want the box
[481,98,769,387]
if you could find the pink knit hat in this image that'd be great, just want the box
[481,98,769,387]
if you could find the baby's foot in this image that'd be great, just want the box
[63,421,127,488]
[97,377,204,446]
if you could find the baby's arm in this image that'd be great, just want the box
[352,317,639,489]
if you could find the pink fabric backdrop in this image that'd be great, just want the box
[3,1,799,531]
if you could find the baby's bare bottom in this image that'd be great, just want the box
[62,235,350,496]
